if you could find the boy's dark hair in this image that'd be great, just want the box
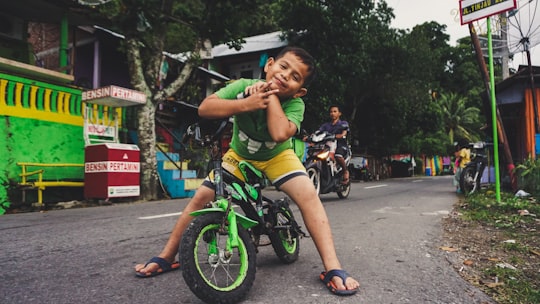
[276,46,317,87]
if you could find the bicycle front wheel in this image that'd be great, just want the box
[179,212,257,304]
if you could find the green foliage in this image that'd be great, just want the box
[273,0,485,156]
[434,92,482,145]
[443,37,485,104]
[0,200,9,215]
[461,189,540,303]
[276,0,399,152]
[463,190,540,228]
[515,157,540,198]
[482,265,540,304]
[98,0,279,52]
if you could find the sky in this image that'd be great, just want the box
[385,0,540,69]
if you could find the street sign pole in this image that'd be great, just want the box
[460,0,517,202]
[487,17,502,202]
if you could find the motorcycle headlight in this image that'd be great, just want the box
[317,151,330,160]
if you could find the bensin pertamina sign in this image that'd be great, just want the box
[82,85,146,107]
[460,0,517,25]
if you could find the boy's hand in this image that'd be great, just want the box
[242,81,279,97]
[242,81,279,111]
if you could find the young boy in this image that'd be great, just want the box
[318,105,350,183]
[135,47,359,296]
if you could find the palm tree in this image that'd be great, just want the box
[436,92,481,144]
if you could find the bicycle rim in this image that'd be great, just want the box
[193,223,249,291]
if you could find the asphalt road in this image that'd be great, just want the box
[1,175,495,304]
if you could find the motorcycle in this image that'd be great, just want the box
[459,141,492,195]
[304,130,351,198]
[179,119,307,304]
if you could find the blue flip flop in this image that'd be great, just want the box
[135,256,180,278]
[319,269,358,296]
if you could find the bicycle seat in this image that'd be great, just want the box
[238,161,265,187]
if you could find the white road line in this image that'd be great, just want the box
[364,184,387,189]
[412,179,424,183]
[138,212,182,220]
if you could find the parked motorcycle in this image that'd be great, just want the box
[304,130,351,198]
[459,141,492,195]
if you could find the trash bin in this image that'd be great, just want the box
[84,143,140,199]
[425,167,432,176]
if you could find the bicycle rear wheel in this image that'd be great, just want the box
[268,200,300,264]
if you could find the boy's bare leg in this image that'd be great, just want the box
[135,186,214,275]
[279,175,359,291]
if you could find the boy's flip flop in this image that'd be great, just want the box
[135,256,180,278]
[319,269,358,296]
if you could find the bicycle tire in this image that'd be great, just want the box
[268,202,300,264]
[179,212,257,304]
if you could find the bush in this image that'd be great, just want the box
[514,157,540,198]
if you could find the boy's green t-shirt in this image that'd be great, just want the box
[215,79,305,160]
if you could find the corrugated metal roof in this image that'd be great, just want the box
[212,31,287,58]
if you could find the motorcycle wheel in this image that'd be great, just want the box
[460,166,479,195]
[337,179,351,199]
[306,165,321,196]
[179,212,257,304]
[268,201,300,264]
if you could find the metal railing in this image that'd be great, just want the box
[17,162,84,206]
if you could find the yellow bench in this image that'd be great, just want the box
[17,162,84,206]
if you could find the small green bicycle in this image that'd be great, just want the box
[179,119,307,304]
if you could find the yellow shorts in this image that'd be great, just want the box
[205,149,307,189]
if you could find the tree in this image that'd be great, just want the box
[274,1,478,157]
[442,36,485,109]
[435,92,481,144]
[93,0,278,200]
[274,0,396,141]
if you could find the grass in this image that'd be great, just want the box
[459,188,540,304]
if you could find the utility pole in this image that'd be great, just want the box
[469,23,517,193]
[500,13,510,79]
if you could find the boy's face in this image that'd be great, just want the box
[264,52,309,99]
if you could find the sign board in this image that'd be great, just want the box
[82,85,146,107]
[460,0,517,25]
[85,124,116,137]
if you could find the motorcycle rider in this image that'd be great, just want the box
[318,105,350,183]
